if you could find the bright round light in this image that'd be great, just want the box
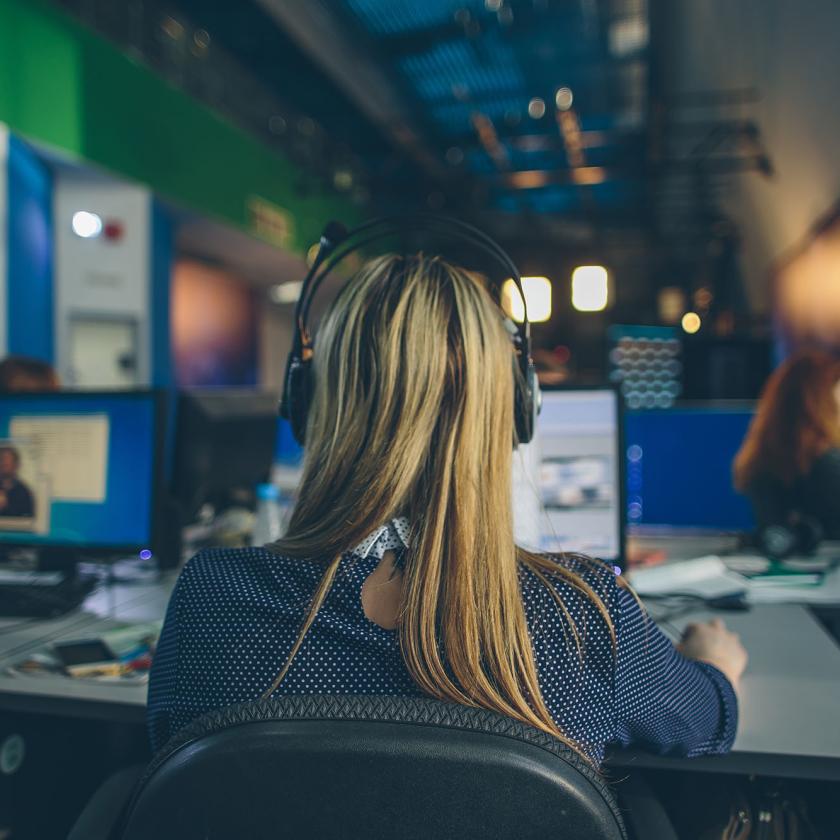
[555,87,574,111]
[269,281,304,304]
[501,276,552,323]
[681,311,702,334]
[72,211,102,238]
[528,97,546,119]
[571,265,609,312]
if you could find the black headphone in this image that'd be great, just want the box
[279,213,540,447]
[757,516,824,561]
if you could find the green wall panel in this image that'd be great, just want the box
[0,0,361,251]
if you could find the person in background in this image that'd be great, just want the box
[0,355,60,392]
[734,348,840,539]
[149,253,746,768]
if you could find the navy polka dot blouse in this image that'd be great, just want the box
[147,519,738,763]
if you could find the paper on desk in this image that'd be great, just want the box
[628,555,748,598]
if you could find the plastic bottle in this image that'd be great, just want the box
[252,483,284,546]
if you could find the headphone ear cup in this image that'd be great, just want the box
[514,359,539,445]
[758,524,797,560]
[280,355,313,446]
[758,516,823,559]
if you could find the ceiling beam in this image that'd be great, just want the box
[254,0,444,179]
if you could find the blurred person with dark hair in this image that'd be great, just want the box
[733,348,840,538]
[0,446,34,518]
[0,355,59,393]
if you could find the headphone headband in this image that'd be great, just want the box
[299,213,530,337]
[281,213,539,446]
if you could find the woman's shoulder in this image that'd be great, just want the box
[174,545,322,604]
[520,551,620,593]
[519,552,624,631]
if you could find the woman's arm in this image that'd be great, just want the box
[613,587,741,757]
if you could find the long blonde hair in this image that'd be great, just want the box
[269,254,613,754]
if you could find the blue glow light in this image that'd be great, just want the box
[139,549,153,561]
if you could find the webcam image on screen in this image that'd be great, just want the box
[0,437,51,534]
[539,455,615,512]
[0,415,110,538]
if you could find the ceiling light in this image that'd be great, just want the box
[332,169,354,191]
[555,87,574,111]
[681,312,702,334]
[270,282,303,305]
[572,266,609,312]
[528,97,546,119]
[609,18,649,56]
[658,287,687,324]
[71,211,102,239]
[507,170,550,189]
[502,276,552,323]
[570,166,608,185]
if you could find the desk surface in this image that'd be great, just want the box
[610,603,840,780]
[2,564,840,780]
[0,576,175,722]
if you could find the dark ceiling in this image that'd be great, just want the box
[153,0,655,235]
[332,0,651,218]
[54,0,773,339]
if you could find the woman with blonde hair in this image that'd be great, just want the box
[149,240,745,765]
[734,348,840,538]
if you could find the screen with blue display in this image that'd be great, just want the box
[625,407,755,531]
[0,393,157,549]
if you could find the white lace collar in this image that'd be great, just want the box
[351,517,411,560]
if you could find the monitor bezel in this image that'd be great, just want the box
[0,389,167,558]
[537,383,626,569]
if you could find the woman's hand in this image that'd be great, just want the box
[678,618,748,689]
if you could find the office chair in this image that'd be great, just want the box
[69,695,629,840]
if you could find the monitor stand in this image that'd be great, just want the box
[36,546,83,577]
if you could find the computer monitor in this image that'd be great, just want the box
[515,387,624,566]
[0,390,165,557]
[172,390,279,519]
[624,404,755,532]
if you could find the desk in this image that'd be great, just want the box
[2,570,840,780]
[609,603,840,781]
[0,576,175,724]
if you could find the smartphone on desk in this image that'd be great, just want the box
[53,639,120,678]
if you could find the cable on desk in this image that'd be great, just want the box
[0,617,41,636]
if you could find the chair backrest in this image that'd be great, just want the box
[118,695,627,840]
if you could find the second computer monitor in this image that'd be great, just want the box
[0,391,164,555]
[527,387,624,565]
[172,390,280,519]
[624,405,755,532]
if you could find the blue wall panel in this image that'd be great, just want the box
[6,135,53,361]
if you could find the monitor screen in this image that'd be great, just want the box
[516,388,623,563]
[0,392,160,550]
[624,405,755,532]
[172,390,279,519]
